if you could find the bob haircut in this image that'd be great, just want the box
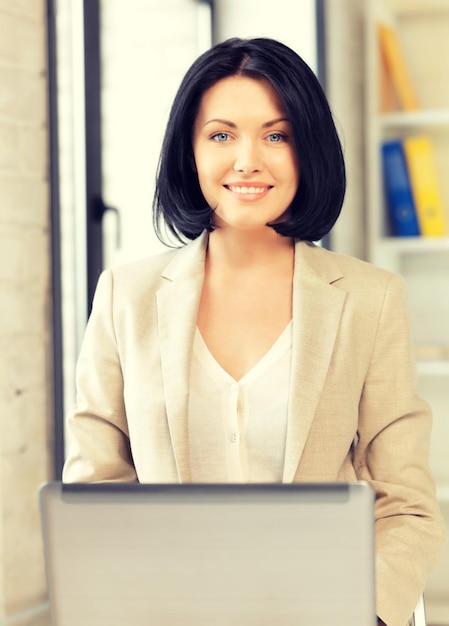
[153,37,346,244]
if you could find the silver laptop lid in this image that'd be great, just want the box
[40,482,376,626]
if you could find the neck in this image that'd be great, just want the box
[207,226,295,269]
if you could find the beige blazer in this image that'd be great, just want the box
[63,232,445,626]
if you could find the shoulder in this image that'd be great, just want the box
[297,240,404,290]
[101,232,208,297]
[324,247,407,301]
[110,246,178,287]
[295,241,409,318]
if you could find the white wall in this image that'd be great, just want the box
[213,0,317,72]
[323,0,366,259]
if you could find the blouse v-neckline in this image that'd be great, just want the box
[194,320,293,385]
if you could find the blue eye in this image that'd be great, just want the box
[267,132,287,143]
[211,132,230,142]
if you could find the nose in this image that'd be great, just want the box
[233,139,262,173]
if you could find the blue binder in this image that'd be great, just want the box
[381,139,420,237]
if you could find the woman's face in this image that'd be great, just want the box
[192,75,300,232]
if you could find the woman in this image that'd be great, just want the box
[63,38,445,626]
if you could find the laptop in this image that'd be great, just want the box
[39,481,376,626]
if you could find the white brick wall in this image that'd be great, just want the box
[0,0,52,623]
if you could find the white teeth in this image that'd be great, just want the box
[228,185,268,194]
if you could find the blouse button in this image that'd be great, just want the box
[230,433,237,443]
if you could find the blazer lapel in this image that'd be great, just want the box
[156,233,208,483]
[283,241,347,482]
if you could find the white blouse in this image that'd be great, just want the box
[188,322,293,483]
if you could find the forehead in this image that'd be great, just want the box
[195,75,287,123]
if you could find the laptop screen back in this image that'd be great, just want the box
[39,482,376,626]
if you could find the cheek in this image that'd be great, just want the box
[285,148,300,175]
[195,167,219,206]
[196,162,214,189]
[195,151,225,191]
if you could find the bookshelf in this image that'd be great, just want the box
[365,1,449,621]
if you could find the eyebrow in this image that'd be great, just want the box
[202,117,290,129]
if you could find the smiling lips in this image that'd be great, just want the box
[225,183,273,201]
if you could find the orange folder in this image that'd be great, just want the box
[377,22,419,112]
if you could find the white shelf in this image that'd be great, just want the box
[417,360,449,377]
[389,0,449,16]
[380,108,449,129]
[375,237,449,254]
[436,486,449,502]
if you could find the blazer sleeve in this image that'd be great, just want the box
[355,273,446,626]
[63,269,138,483]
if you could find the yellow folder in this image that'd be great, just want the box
[403,136,447,236]
[377,23,419,112]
